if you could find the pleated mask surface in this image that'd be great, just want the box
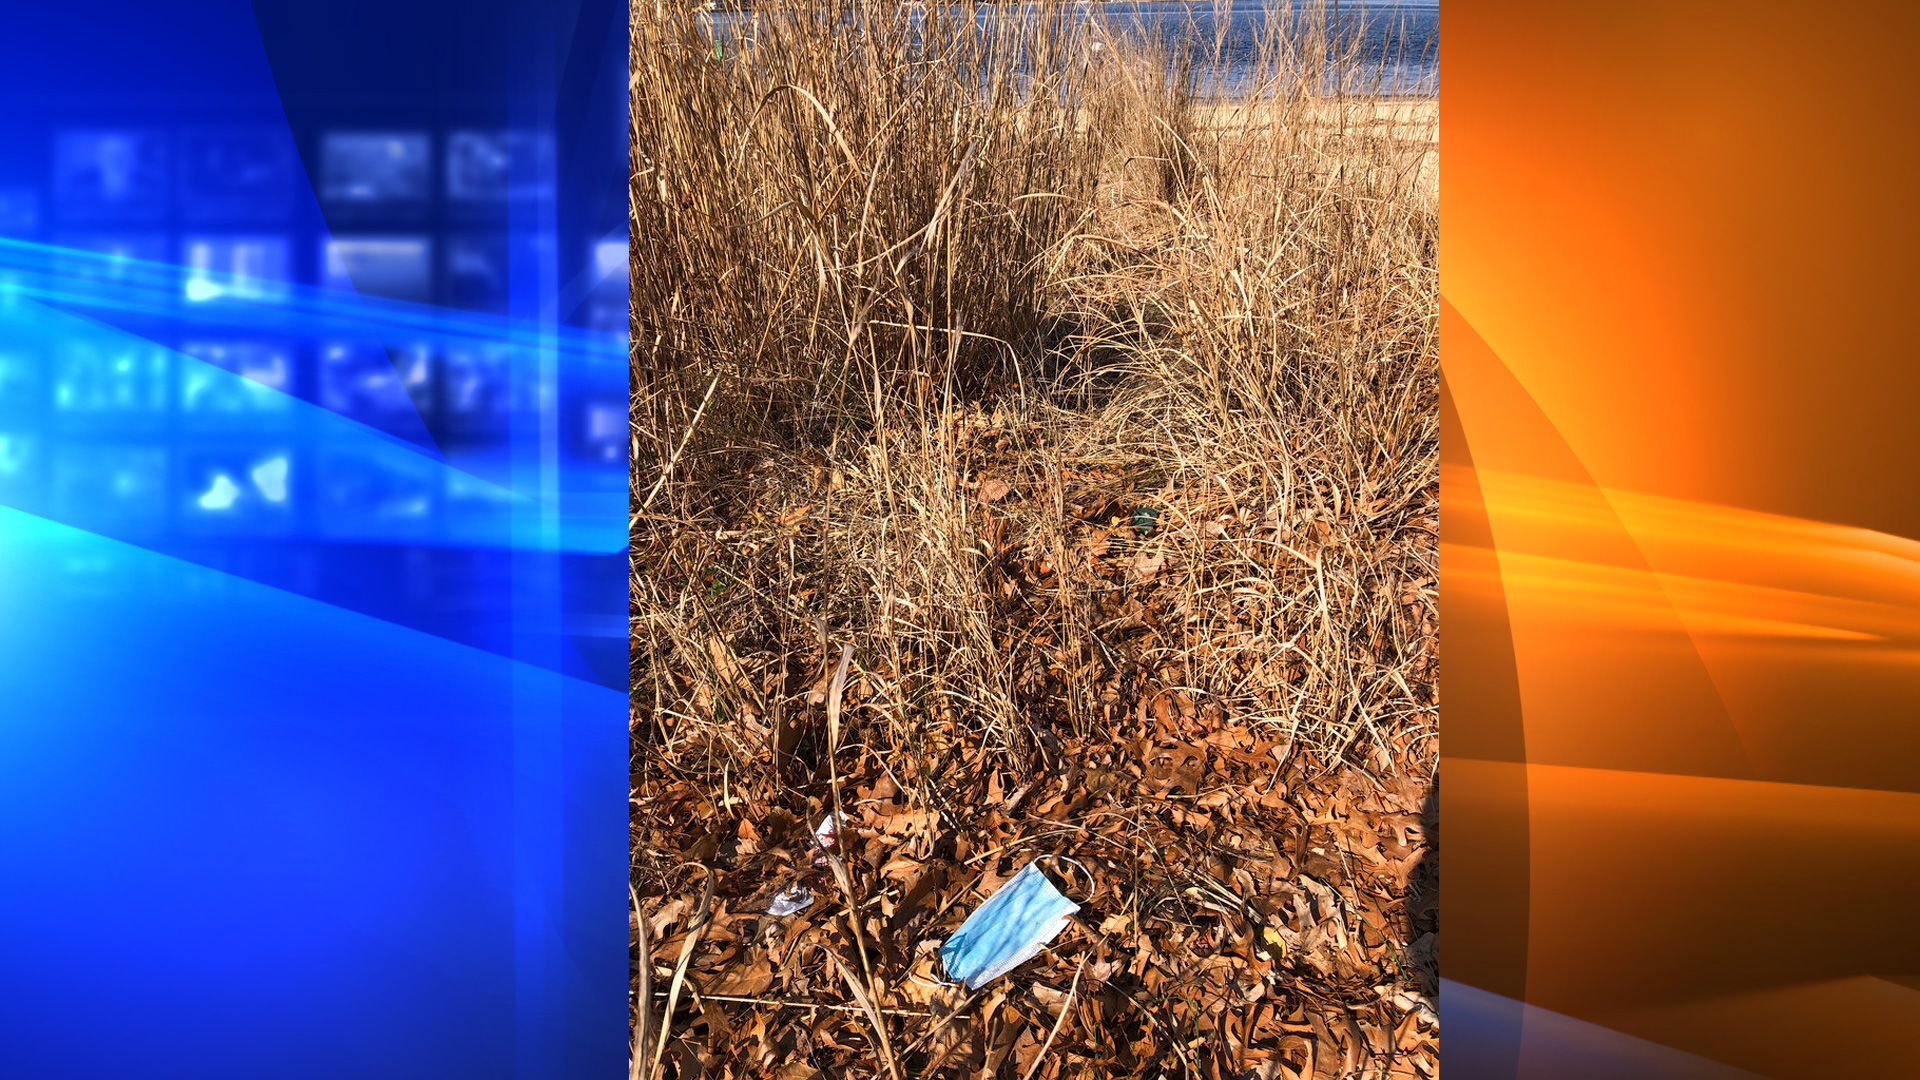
[939,861,1079,990]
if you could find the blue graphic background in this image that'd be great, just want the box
[0,1,628,1076]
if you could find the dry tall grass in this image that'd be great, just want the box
[633,1,1436,1074]
[632,0,1434,773]
[631,1,1096,462]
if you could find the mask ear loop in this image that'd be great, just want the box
[910,966,961,990]
[911,920,961,990]
[914,890,964,989]
[1030,855,1096,978]
[1038,855,1096,904]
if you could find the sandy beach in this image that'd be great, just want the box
[1196,96,1439,200]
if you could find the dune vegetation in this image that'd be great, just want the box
[631,2,1437,1076]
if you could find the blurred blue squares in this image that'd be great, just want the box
[593,234,626,281]
[50,443,168,532]
[51,344,169,419]
[319,342,433,425]
[182,235,291,302]
[52,233,169,282]
[0,188,39,237]
[320,131,431,205]
[53,130,169,221]
[445,233,509,312]
[178,341,295,420]
[0,429,44,506]
[321,235,433,302]
[585,232,627,332]
[581,398,624,463]
[180,448,295,534]
[0,349,46,413]
[180,129,295,221]
[315,447,438,542]
[441,344,511,433]
[446,130,554,203]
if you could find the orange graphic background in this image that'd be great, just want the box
[1444,2,1920,1076]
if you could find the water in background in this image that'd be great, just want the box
[704,1,1439,100]
[1096,1,1438,98]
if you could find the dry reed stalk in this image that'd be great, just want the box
[1017,955,1087,1080]
[646,869,713,1080]
[630,884,652,1080]
[828,950,905,1080]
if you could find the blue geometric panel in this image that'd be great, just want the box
[0,505,625,1079]
[0,0,629,1075]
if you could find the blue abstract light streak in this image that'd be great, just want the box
[0,236,626,372]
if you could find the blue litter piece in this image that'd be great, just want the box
[939,862,1079,990]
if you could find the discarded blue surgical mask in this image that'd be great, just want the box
[939,862,1079,990]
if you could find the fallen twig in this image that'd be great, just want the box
[1019,956,1088,1080]
[631,883,651,1080]
[828,951,904,1080]
[639,990,932,1017]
